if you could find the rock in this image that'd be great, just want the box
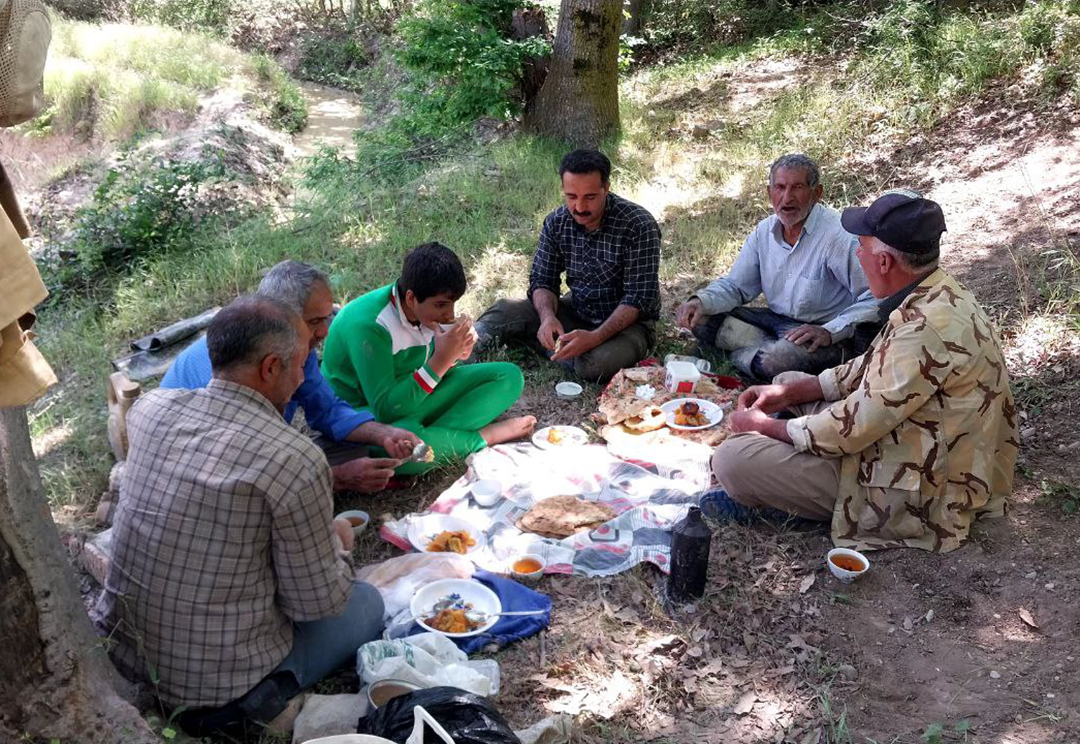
[990,670,1001,679]
[291,694,367,744]
[1020,426,1037,440]
[1025,571,1037,579]
[691,124,711,140]
[837,664,858,681]
[704,119,724,131]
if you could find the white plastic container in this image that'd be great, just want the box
[665,361,701,394]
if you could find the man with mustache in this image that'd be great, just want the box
[472,149,661,382]
[675,153,880,381]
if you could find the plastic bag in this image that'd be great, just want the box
[357,687,521,744]
[357,633,497,697]
[356,553,474,621]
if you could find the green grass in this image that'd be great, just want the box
[27,17,305,141]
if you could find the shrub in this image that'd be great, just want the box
[394,0,549,134]
[56,151,232,288]
[123,0,232,34]
[297,23,369,91]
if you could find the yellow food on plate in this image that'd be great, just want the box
[427,607,479,634]
[546,427,566,445]
[426,529,476,554]
[674,401,710,427]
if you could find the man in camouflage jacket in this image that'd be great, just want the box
[708,192,1018,552]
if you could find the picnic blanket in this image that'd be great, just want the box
[381,442,709,577]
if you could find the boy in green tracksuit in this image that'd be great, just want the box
[322,242,535,474]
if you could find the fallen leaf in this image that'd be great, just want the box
[1019,607,1039,629]
[728,657,751,668]
[734,691,757,715]
[687,645,704,658]
[800,574,817,594]
[800,728,823,744]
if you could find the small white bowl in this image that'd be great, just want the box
[509,553,546,586]
[471,479,502,507]
[826,548,869,583]
[555,381,583,400]
[336,509,370,537]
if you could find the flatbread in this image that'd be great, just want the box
[517,494,617,539]
[623,405,666,432]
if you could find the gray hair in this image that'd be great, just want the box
[768,153,821,189]
[207,296,301,375]
[257,260,331,313]
[870,237,940,273]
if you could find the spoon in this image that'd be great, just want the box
[463,609,547,624]
[406,442,432,464]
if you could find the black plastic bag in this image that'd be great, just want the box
[356,686,521,744]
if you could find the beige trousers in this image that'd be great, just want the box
[710,372,841,521]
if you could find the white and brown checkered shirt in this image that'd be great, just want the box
[92,379,351,707]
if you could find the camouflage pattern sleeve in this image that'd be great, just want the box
[788,323,952,458]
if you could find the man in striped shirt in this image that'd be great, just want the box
[676,153,881,381]
[321,242,535,472]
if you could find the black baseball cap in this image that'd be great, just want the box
[841,191,946,255]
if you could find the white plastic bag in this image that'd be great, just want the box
[356,553,474,621]
[356,633,498,697]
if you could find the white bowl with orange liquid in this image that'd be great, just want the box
[826,548,869,583]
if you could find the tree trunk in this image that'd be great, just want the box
[512,7,552,107]
[0,406,157,744]
[623,0,651,36]
[523,0,622,149]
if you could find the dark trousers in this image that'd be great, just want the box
[476,297,654,382]
[693,306,879,382]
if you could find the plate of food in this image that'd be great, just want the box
[660,398,724,430]
[532,425,588,449]
[410,578,502,638]
[407,514,484,555]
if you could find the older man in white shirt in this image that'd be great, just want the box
[676,154,880,381]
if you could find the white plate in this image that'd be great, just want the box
[407,514,484,554]
[410,578,502,638]
[532,425,588,449]
[660,398,724,430]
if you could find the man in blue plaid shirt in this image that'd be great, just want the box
[474,150,661,381]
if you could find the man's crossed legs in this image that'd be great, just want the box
[693,307,875,382]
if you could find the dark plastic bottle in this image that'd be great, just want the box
[668,506,712,602]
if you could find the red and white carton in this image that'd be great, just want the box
[665,360,700,394]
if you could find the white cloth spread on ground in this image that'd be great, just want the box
[380,441,712,577]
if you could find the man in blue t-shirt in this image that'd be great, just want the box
[162,261,420,492]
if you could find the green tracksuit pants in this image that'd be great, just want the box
[388,361,523,474]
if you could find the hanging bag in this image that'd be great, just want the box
[0,0,50,127]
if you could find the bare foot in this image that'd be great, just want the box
[480,415,537,446]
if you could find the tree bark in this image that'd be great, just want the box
[523,0,623,149]
[0,406,157,744]
[623,0,651,36]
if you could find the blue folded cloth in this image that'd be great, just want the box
[408,569,552,655]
